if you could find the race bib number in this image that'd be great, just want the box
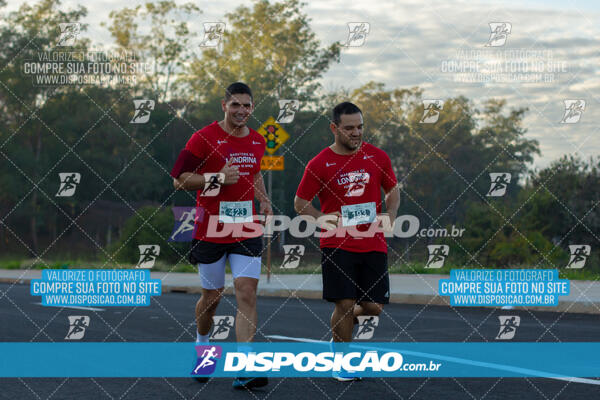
[341,202,376,226]
[219,201,253,223]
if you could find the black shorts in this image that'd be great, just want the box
[321,247,389,304]
[188,237,264,264]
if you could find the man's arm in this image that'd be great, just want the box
[379,152,400,226]
[172,157,240,191]
[294,196,323,219]
[294,162,340,229]
[294,196,340,230]
[254,171,273,216]
[383,184,400,224]
[173,172,206,191]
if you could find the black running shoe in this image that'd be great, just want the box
[232,377,269,389]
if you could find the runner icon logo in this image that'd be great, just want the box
[281,245,305,269]
[56,173,81,197]
[192,345,222,375]
[485,22,511,47]
[496,315,520,340]
[65,316,90,340]
[130,100,155,124]
[566,245,590,269]
[354,316,379,340]
[137,245,160,268]
[169,207,197,242]
[487,173,511,197]
[344,22,370,47]
[201,173,225,197]
[199,22,226,47]
[420,100,443,124]
[560,100,585,124]
[276,100,300,123]
[57,23,80,46]
[425,245,449,269]
[211,316,234,340]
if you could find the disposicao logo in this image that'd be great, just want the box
[192,345,222,375]
[223,351,403,372]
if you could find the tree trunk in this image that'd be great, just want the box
[30,128,42,255]
[30,191,38,255]
[50,215,57,242]
[106,224,112,247]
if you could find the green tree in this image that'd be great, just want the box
[181,0,340,104]
[0,0,88,254]
[104,1,201,101]
[521,155,600,269]
[476,99,539,178]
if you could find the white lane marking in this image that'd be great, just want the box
[265,335,600,386]
[34,302,104,312]
[265,335,323,343]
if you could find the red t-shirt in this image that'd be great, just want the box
[296,142,397,253]
[183,121,266,243]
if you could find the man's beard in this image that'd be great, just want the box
[341,137,361,151]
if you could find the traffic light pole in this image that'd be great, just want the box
[266,170,272,283]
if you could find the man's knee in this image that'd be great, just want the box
[335,299,356,316]
[200,289,223,313]
[234,281,257,308]
[360,302,383,316]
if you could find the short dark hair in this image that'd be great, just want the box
[332,102,362,125]
[224,82,253,102]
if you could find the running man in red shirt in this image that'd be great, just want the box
[171,82,271,389]
[294,102,400,381]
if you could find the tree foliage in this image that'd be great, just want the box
[181,0,341,103]
[104,1,201,100]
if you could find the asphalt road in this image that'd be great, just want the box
[1,282,599,399]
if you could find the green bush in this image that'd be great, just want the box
[0,260,22,270]
[489,231,567,267]
[109,206,190,267]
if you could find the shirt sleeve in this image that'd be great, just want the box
[184,131,207,159]
[380,152,398,192]
[170,149,202,178]
[296,159,322,201]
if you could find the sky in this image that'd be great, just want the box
[4,0,600,170]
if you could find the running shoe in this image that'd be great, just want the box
[329,340,362,381]
[232,377,269,389]
[332,369,362,382]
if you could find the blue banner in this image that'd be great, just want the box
[30,269,161,307]
[1,342,599,378]
[439,269,569,306]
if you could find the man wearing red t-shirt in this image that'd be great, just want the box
[171,82,271,389]
[294,102,400,380]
